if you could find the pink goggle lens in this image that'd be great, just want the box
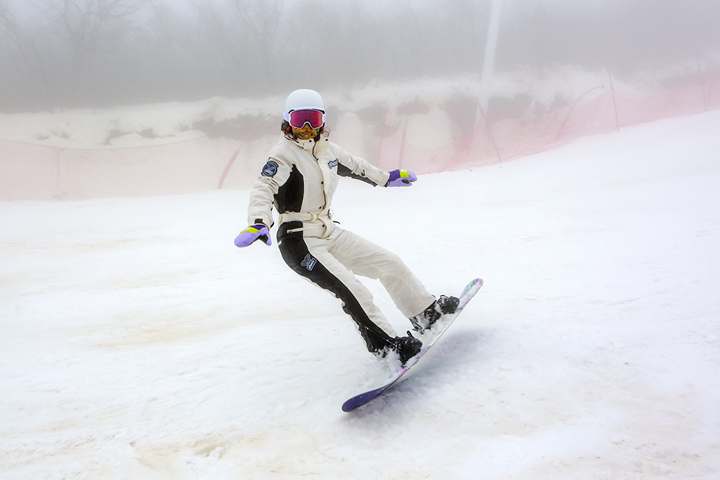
[288,109,325,128]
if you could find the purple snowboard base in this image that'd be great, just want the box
[342,278,484,412]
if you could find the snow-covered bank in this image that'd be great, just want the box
[1,111,719,479]
[2,68,718,200]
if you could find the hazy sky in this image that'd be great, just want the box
[1,0,718,111]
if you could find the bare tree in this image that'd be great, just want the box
[232,0,283,85]
[188,0,284,91]
[0,2,51,105]
[42,0,144,72]
[31,0,149,104]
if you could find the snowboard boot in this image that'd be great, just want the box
[410,295,460,334]
[391,331,423,366]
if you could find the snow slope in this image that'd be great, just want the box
[1,111,719,479]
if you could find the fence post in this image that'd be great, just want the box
[606,69,621,130]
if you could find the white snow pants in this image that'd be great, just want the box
[278,224,435,353]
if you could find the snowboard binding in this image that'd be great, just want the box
[409,295,460,334]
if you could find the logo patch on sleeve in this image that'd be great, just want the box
[300,253,318,272]
[328,159,338,169]
[261,160,279,177]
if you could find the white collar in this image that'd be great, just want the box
[283,132,329,151]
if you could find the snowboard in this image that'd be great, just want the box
[341,278,483,412]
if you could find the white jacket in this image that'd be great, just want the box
[247,133,390,238]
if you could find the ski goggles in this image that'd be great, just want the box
[288,109,325,129]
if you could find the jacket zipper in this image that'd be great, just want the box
[311,140,328,211]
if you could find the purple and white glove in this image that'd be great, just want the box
[386,169,417,187]
[234,224,271,247]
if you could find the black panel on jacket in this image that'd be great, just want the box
[274,164,304,213]
[337,164,379,186]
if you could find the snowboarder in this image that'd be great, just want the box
[234,89,459,365]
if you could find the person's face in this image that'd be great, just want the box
[292,123,320,140]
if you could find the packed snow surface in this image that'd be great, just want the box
[2,111,719,479]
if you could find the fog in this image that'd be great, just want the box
[2,0,719,111]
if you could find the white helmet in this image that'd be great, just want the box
[283,89,325,122]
